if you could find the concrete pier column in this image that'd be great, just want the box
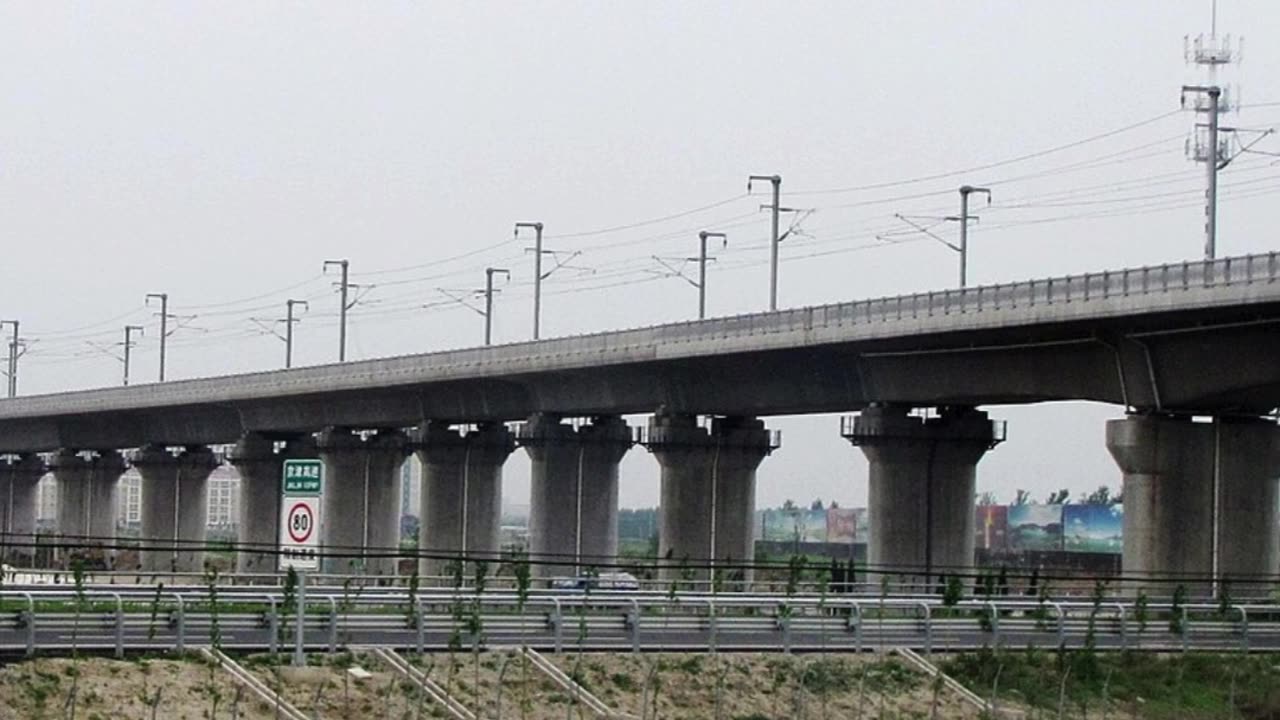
[410,421,515,577]
[647,413,778,584]
[520,415,633,578]
[843,405,1003,589]
[316,428,409,576]
[1214,417,1280,591]
[131,445,220,573]
[227,433,319,575]
[50,449,127,568]
[0,454,47,566]
[1107,414,1280,594]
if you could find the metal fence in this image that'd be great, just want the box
[0,588,1275,658]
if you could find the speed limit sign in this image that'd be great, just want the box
[279,459,323,571]
[286,502,315,543]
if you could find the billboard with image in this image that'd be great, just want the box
[1063,504,1124,553]
[1007,504,1064,551]
[974,505,1009,551]
[826,508,857,544]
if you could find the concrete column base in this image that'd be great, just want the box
[0,454,46,567]
[1107,414,1280,595]
[520,415,633,579]
[844,405,1003,590]
[50,450,127,569]
[647,413,778,585]
[227,433,318,575]
[411,421,515,578]
[317,428,409,576]
[131,445,220,573]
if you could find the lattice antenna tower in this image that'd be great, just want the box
[1183,0,1240,164]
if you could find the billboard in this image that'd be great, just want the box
[796,509,827,542]
[1063,504,1123,553]
[826,508,857,544]
[760,510,793,542]
[1007,504,1064,551]
[974,505,1009,551]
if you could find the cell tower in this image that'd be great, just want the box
[1182,0,1241,260]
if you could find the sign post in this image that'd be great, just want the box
[280,458,323,666]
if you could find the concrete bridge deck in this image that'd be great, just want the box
[0,252,1278,450]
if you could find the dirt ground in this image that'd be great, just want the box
[545,650,988,720]
[0,656,278,720]
[241,650,410,719]
[0,650,998,720]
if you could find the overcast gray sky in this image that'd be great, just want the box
[2,1,1278,510]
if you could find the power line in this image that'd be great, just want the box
[789,109,1183,196]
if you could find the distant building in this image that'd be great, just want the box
[207,466,240,530]
[119,472,141,526]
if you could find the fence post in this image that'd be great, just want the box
[849,600,862,653]
[416,598,425,655]
[1115,603,1127,651]
[172,593,186,655]
[265,596,277,656]
[707,599,717,654]
[22,592,34,658]
[550,598,563,653]
[1235,605,1249,653]
[985,601,999,648]
[1050,602,1065,648]
[918,602,933,656]
[778,603,791,654]
[111,593,124,659]
[327,596,338,653]
[627,599,641,653]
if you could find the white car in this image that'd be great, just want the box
[550,571,640,592]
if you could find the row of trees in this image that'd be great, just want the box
[979,484,1123,506]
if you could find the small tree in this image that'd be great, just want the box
[1170,583,1188,635]
[943,575,964,609]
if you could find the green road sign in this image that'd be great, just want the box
[282,459,323,496]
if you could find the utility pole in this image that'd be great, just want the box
[144,293,168,381]
[285,299,308,368]
[946,185,991,288]
[483,267,510,346]
[323,260,350,361]
[514,222,545,339]
[748,174,782,310]
[696,231,727,320]
[1182,85,1224,260]
[122,324,144,386]
[0,321,17,398]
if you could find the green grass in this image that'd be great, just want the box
[943,648,1280,718]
